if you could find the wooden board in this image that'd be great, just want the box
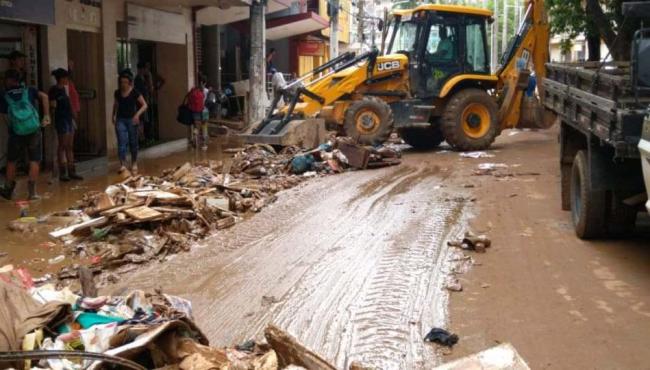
[124,206,163,221]
[50,217,108,239]
[131,190,181,200]
[172,162,192,181]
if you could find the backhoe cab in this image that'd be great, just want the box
[247,1,547,151]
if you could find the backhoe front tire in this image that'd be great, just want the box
[441,88,498,151]
[344,97,394,146]
[399,126,444,150]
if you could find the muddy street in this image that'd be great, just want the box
[3,128,649,369]
[109,128,649,369]
[109,151,470,369]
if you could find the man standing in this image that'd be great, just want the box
[8,50,27,82]
[0,69,50,200]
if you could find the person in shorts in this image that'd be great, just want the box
[0,69,50,200]
[49,68,82,181]
[188,75,210,151]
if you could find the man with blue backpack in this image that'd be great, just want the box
[0,69,50,200]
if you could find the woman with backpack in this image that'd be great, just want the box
[112,70,148,175]
[49,68,82,181]
[187,75,210,151]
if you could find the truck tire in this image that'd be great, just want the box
[441,88,499,151]
[344,97,394,145]
[399,126,444,150]
[606,192,638,236]
[570,150,607,239]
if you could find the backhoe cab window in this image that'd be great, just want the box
[466,18,489,73]
[425,24,457,61]
[387,18,418,54]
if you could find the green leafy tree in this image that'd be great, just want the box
[546,0,644,61]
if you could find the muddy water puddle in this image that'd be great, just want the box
[114,156,470,369]
[0,137,238,275]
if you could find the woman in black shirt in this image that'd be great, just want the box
[112,71,147,174]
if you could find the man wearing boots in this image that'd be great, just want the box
[0,69,50,200]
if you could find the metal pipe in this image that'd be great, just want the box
[0,350,146,370]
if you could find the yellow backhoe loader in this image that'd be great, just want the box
[243,0,550,150]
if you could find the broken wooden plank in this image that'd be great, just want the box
[125,206,163,221]
[172,162,192,181]
[216,216,236,229]
[264,324,336,370]
[131,190,181,200]
[50,216,108,239]
[100,200,146,217]
[338,142,370,169]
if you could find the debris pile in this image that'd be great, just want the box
[41,140,401,280]
[0,275,357,370]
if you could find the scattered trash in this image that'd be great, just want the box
[424,327,459,347]
[0,275,365,370]
[460,151,495,159]
[477,163,508,171]
[445,279,463,292]
[448,231,492,253]
[47,255,66,265]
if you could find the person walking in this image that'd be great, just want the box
[0,69,50,200]
[134,62,153,144]
[49,68,82,181]
[187,75,210,151]
[112,70,147,175]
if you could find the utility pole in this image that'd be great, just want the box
[357,0,365,49]
[249,0,266,125]
[491,0,499,71]
[329,0,339,59]
[501,0,508,54]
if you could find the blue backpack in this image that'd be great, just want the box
[4,88,40,136]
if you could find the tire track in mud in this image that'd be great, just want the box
[113,157,469,369]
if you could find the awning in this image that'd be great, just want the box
[266,12,328,40]
[196,0,291,26]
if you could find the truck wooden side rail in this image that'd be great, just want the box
[542,62,648,239]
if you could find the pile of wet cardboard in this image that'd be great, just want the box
[48,141,401,280]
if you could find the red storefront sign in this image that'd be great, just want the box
[297,41,324,57]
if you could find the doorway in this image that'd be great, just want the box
[67,29,106,160]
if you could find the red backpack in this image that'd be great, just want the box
[187,87,205,113]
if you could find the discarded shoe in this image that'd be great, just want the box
[424,327,459,347]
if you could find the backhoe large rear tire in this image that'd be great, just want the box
[399,126,444,150]
[441,88,498,151]
[344,97,394,146]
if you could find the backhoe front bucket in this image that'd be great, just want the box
[239,118,328,148]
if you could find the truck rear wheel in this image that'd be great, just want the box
[570,150,607,239]
[344,97,394,145]
[607,191,638,236]
[399,126,444,150]
[441,88,498,151]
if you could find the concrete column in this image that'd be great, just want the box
[202,25,222,90]
[329,0,339,59]
[249,0,266,125]
[102,0,119,157]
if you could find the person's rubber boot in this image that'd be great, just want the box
[68,165,83,181]
[59,165,70,182]
[0,181,16,200]
[28,181,40,201]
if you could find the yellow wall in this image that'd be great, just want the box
[298,44,330,76]
[319,0,350,44]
